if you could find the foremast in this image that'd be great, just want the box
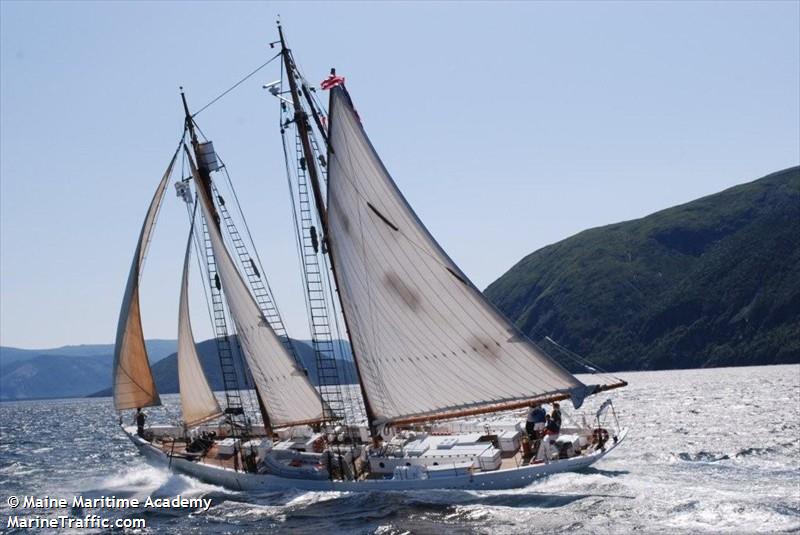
[180,90,273,434]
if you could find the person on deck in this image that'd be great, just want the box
[551,402,562,433]
[543,414,559,436]
[532,414,561,463]
[135,408,146,438]
[525,403,546,439]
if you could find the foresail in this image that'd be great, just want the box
[113,153,177,410]
[178,221,223,426]
[189,152,324,427]
[325,87,620,426]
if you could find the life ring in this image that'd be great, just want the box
[312,437,326,453]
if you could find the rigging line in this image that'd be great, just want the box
[282,128,316,336]
[188,126,297,411]
[286,49,330,118]
[213,156,297,360]
[291,96,365,419]
[279,83,319,350]
[284,109,357,427]
[185,197,216,350]
[137,132,186,282]
[180,145,220,336]
[522,313,618,382]
[181,167,227,385]
[542,336,623,384]
[208,177,296,415]
[193,51,282,118]
[281,77,365,429]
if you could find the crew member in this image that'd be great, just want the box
[543,414,559,436]
[135,408,146,438]
[551,402,562,433]
[525,403,546,439]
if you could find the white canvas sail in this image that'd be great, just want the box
[325,87,621,426]
[189,151,324,427]
[113,154,177,410]
[177,221,223,426]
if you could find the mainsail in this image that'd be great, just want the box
[325,86,622,426]
[113,153,177,410]
[188,149,325,427]
[177,219,223,426]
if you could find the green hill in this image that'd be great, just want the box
[484,166,800,371]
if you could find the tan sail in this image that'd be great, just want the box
[113,153,177,410]
[188,149,325,427]
[177,220,223,426]
[325,86,623,426]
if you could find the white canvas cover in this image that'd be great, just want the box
[177,221,223,426]
[189,151,324,427]
[113,154,177,410]
[325,87,607,425]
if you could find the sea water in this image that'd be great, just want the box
[0,365,798,534]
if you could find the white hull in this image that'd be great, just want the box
[124,427,628,492]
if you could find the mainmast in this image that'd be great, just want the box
[277,25,380,439]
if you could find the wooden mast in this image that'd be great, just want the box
[181,89,217,226]
[180,89,274,439]
[277,25,380,440]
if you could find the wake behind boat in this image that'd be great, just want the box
[112,24,628,492]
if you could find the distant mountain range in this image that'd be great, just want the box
[485,166,800,371]
[0,340,176,367]
[88,337,356,399]
[0,338,355,401]
[0,340,176,401]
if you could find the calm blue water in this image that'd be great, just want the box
[1,365,798,534]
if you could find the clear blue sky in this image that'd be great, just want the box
[1,1,798,349]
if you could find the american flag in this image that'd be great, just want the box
[320,74,345,90]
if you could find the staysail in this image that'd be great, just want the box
[177,218,223,426]
[113,153,177,410]
[188,149,325,427]
[325,86,623,426]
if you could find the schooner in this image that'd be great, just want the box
[112,24,628,491]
